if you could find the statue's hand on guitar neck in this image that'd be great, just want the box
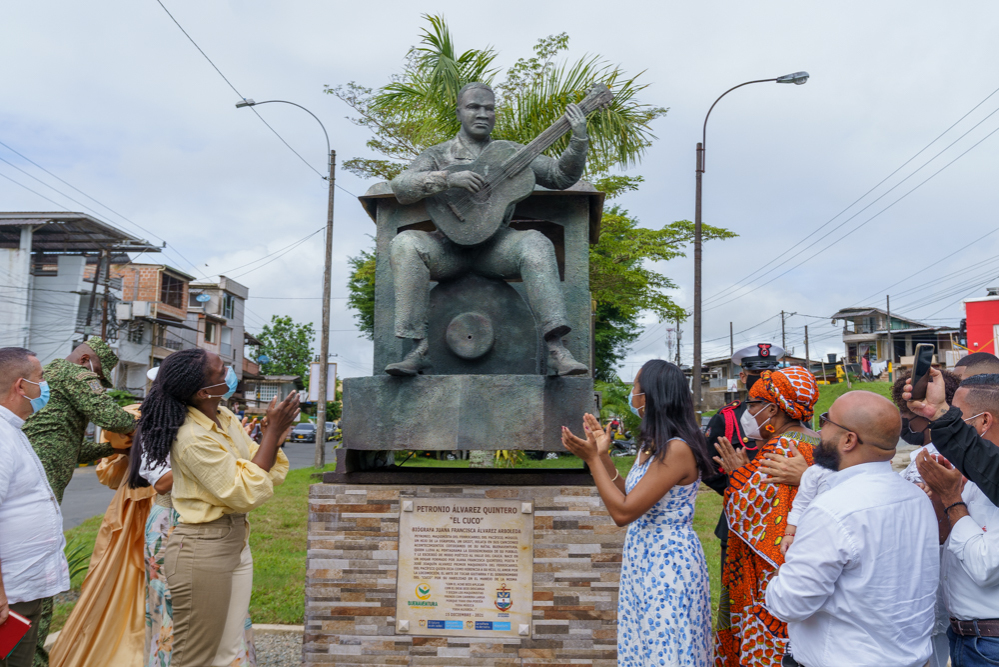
[566,103,589,141]
[446,170,486,193]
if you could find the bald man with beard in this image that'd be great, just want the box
[765,391,939,667]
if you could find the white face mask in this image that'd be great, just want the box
[740,405,772,441]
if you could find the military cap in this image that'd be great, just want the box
[731,343,784,372]
[86,336,118,388]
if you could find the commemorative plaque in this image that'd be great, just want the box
[396,497,534,638]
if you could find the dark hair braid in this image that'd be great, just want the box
[127,349,209,488]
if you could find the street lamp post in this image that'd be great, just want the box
[691,71,808,413]
[236,98,335,468]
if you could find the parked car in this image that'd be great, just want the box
[289,423,316,443]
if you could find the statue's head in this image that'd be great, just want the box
[456,82,495,141]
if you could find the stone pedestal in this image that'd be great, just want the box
[304,482,625,666]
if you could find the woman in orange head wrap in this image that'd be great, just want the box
[713,366,820,666]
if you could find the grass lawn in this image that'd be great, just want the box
[57,464,336,631]
[813,380,893,428]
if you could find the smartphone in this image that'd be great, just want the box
[908,343,935,401]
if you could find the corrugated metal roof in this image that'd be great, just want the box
[0,212,159,253]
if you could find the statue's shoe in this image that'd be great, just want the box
[385,341,430,376]
[548,342,588,376]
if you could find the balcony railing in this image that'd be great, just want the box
[843,324,879,335]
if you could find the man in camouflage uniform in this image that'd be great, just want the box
[22,336,137,667]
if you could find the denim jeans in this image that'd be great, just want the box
[949,627,999,666]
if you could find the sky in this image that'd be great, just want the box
[3,1,998,381]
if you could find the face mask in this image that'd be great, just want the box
[740,405,772,441]
[21,379,50,413]
[203,366,238,400]
[629,392,644,418]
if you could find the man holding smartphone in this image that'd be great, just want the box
[905,369,999,505]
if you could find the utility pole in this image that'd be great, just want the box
[675,315,682,367]
[730,321,734,357]
[84,251,103,335]
[781,310,786,351]
[100,249,111,339]
[886,294,893,382]
[804,325,810,373]
[315,150,336,469]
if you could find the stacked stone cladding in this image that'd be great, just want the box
[305,483,626,666]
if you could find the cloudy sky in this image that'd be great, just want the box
[3,1,998,380]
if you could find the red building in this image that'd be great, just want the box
[964,288,999,354]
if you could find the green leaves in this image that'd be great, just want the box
[346,249,376,340]
[258,315,316,380]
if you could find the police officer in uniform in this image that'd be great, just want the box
[702,343,783,629]
[22,336,137,667]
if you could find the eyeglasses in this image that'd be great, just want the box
[819,412,895,450]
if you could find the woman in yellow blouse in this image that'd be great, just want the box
[135,348,299,667]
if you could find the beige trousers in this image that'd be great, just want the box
[164,514,252,667]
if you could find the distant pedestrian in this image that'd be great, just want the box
[562,360,714,666]
[137,349,296,667]
[766,391,938,667]
[0,347,69,667]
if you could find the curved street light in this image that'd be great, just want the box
[691,72,808,413]
[236,97,336,467]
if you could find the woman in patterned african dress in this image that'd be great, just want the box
[562,359,714,666]
[712,367,820,666]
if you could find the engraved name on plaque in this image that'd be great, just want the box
[396,497,534,638]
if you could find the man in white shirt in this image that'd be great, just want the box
[765,390,938,667]
[0,348,69,667]
[917,373,999,667]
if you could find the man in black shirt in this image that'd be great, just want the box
[906,369,999,505]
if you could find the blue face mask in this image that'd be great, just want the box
[629,391,644,418]
[204,366,238,400]
[22,379,50,413]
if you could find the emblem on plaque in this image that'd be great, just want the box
[415,583,432,600]
[419,620,426,628]
[495,583,513,612]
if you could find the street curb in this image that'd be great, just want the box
[45,624,303,649]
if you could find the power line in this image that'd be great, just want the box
[705,123,999,313]
[702,82,999,307]
[152,0,355,197]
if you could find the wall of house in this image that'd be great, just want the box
[28,255,87,365]
[965,298,999,354]
[0,227,33,348]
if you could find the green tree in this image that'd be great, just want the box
[258,315,315,380]
[346,249,376,340]
[326,14,665,196]
[337,16,734,379]
[590,208,734,380]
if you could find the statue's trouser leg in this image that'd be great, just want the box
[389,230,466,339]
[480,229,569,338]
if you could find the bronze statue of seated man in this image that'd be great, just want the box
[387,82,590,377]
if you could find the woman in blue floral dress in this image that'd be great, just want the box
[562,359,713,666]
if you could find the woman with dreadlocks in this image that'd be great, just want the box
[133,348,298,667]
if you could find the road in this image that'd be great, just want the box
[60,439,338,530]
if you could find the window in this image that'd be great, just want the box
[160,274,185,309]
[257,384,279,402]
[222,293,235,319]
[189,292,205,308]
[127,322,144,344]
[205,321,217,343]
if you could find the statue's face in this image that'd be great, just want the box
[457,88,495,140]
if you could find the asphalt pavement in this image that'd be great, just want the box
[60,439,337,530]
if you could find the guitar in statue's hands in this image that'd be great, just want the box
[426,83,614,246]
